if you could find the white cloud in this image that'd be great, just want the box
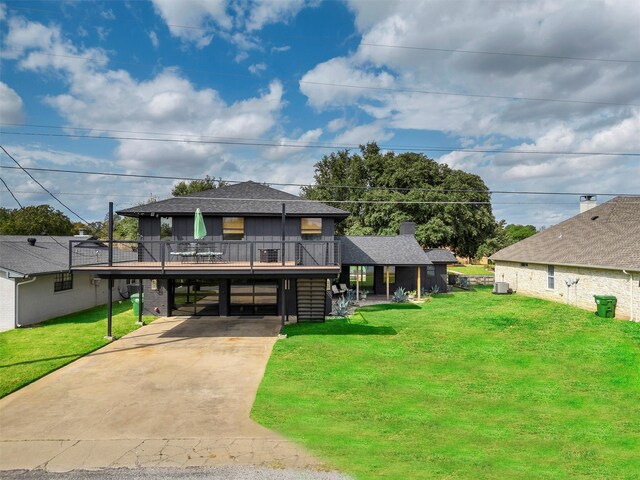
[263,128,323,161]
[149,30,159,48]
[246,0,305,31]
[332,122,392,146]
[327,117,347,132]
[3,16,285,181]
[300,57,395,109]
[248,62,266,75]
[0,82,25,123]
[100,9,116,20]
[151,0,230,47]
[271,45,290,53]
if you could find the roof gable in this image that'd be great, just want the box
[490,196,640,271]
[117,181,350,218]
[339,235,433,266]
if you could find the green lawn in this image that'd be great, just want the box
[449,264,494,275]
[0,302,153,398]
[252,287,640,479]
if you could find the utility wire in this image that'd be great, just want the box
[299,81,640,108]
[0,145,91,225]
[1,165,637,197]
[0,176,24,208]
[1,130,638,157]
[359,42,640,64]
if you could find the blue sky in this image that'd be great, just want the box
[1,0,639,227]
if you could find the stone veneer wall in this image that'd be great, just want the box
[494,261,640,321]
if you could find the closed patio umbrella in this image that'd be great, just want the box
[194,208,207,240]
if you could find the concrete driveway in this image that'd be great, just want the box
[0,316,324,473]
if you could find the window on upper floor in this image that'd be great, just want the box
[547,265,555,289]
[54,272,73,292]
[301,217,322,240]
[160,217,172,240]
[223,217,244,240]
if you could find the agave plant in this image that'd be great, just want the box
[344,289,356,306]
[430,285,441,295]
[392,286,408,303]
[333,297,351,316]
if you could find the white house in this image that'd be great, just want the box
[490,196,640,321]
[0,235,128,331]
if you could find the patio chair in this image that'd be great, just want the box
[331,285,342,296]
[339,283,349,293]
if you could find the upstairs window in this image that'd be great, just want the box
[54,272,73,292]
[223,217,244,240]
[301,218,322,240]
[547,265,555,289]
[160,217,172,240]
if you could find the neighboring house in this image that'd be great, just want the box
[490,196,640,321]
[0,235,127,331]
[70,181,434,322]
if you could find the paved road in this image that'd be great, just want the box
[0,316,332,474]
[2,466,351,480]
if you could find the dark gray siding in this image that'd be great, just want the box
[143,278,168,316]
[139,217,161,261]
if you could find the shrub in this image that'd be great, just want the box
[333,297,351,316]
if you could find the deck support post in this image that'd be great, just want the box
[417,266,421,300]
[108,202,113,267]
[106,277,114,340]
[136,278,144,325]
[281,203,286,266]
[279,277,287,338]
[386,266,390,301]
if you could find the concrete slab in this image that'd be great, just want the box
[0,316,326,473]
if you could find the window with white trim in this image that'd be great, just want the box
[547,265,555,289]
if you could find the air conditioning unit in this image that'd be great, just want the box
[494,282,509,294]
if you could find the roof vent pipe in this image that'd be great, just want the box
[27,238,36,246]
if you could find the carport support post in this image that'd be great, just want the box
[106,277,113,340]
[417,266,421,300]
[279,277,286,338]
[386,266,390,301]
[356,266,360,302]
[136,278,144,325]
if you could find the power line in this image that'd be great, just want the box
[0,177,24,208]
[0,145,91,225]
[1,165,637,197]
[299,81,640,108]
[0,189,585,205]
[1,130,638,157]
[359,42,640,64]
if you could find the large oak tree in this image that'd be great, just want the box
[302,143,496,258]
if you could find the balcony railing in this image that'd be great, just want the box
[69,239,341,272]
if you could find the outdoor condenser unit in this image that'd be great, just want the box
[494,282,509,294]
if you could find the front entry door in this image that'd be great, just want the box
[229,279,278,315]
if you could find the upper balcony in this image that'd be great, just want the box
[69,239,341,276]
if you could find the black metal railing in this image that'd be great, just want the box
[69,239,341,271]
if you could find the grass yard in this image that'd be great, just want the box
[253,287,640,479]
[0,302,153,398]
[449,264,494,276]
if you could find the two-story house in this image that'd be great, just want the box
[69,181,436,328]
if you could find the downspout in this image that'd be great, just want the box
[622,270,634,322]
[15,276,37,328]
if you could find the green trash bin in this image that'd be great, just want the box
[594,295,617,318]
[131,293,144,316]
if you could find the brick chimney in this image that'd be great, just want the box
[399,221,416,236]
[580,195,597,213]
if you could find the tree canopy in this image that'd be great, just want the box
[172,175,228,196]
[476,221,538,259]
[0,205,76,235]
[301,143,496,257]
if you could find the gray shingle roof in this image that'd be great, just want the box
[339,235,433,266]
[117,181,350,218]
[424,248,458,264]
[0,236,85,275]
[490,196,640,271]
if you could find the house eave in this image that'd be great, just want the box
[492,259,640,273]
